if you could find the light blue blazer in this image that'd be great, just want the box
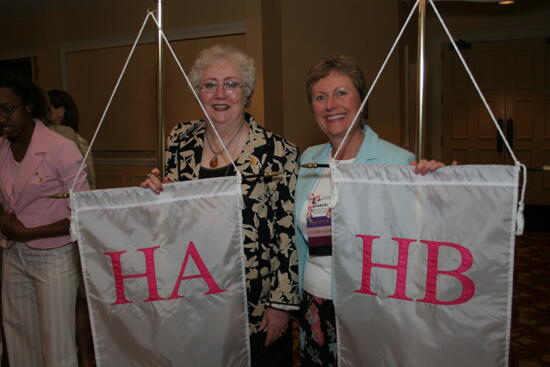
[294,125,416,296]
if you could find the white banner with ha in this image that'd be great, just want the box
[70,176,249,367]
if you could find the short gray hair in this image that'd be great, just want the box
[189,44,255,108]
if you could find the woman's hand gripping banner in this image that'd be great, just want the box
[70,177,250,367]
[332,164,519,367]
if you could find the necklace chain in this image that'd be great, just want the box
[205,120,246,168]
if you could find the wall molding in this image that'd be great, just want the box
[93,150,157,166]
[59,21,246,89]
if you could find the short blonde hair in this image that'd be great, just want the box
[189,44,256,108]
[305,54,368,119]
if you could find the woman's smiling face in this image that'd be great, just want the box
[310,71,362,142]
[198,58,247,127]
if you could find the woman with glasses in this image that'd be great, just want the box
[141,44,299,367]
[0,73,89,367]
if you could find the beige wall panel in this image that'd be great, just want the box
[0,12,40,51]
[66,34,248,152]
[67,44,157,152]
[241,0,288,136]
[0,1,245,90]
[66,34,250,189]
[4,1,245,45]
[280,0,402,152]
[95,165,156,189]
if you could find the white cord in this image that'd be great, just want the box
[70,12,154,192]
[429,0,526,234]
[516,163,527,235]
[70,10,243,193]
[428,0,518,164]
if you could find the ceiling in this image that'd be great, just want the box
[4,0,550,18]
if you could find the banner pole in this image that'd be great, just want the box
[157,0,165,178]
[415,0,427,159]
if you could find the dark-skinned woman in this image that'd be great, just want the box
[0,73,89,367]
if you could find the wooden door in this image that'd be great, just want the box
[442,41,507,164]
[505,39,550,204]
[442,38,550,205]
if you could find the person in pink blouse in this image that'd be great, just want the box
[0,73,89,367]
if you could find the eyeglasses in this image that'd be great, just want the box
[0,104,22,118]
[199,80,246,94]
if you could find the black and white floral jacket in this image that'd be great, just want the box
[165,113,299,333]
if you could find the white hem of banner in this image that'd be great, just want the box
[504,169,519,367]
[235,206,252,367]
[333,179,517,188]
[70,179,246,367]
[74,191,238,213]
[333,248,344,367]
[70,193,105,367]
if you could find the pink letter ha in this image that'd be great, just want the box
[105,246,164,305]
[168,241,225,299]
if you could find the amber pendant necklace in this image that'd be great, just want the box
[205,121,245,168]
